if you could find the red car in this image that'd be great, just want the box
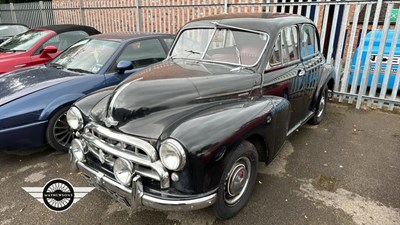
[0,24,100,74]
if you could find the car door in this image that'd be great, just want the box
[104,38,169,85]
[30,31,89,66]
[262,25,307,131]
[300,24,323,111]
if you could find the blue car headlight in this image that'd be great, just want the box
[66,107,83,130]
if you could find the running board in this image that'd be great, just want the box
[287,111,315,136]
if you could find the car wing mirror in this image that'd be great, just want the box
[40,45,58,58]
[116,60,134,74]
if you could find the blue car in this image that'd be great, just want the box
[349,30,399,89]
[0,32,174,151]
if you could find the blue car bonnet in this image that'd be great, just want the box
[0,66,84,106]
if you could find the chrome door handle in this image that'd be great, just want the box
[298,69,306,77]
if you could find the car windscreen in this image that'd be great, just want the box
[0,25,29,37]
[0,29,51,52]
[49,38,120,74]
[170,28,269,67]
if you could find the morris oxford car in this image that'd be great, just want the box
[69,13,335,219]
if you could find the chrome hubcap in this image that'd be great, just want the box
[53,112,73,147]
[317,92,326,118]
[224,157,251,205]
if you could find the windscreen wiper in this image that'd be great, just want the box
[46,62,64,69]
[67,67,94,74]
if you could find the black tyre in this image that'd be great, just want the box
[308,85,328,125]
[46,106,74,152]
[213,141,259,219]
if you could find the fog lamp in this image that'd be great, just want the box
[70,139,86,162]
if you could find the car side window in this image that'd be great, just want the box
[268,33,283,68]
[281,25,299,63]
[116,38,167,68]
[266,26,299,70]
[301,24,318,57]
[163,38,174,49]
[36,31,89,54]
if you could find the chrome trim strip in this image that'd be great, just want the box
[75,161,217,211]
[196,88,253,100]
[287,111,314,136]
[86,122,158,162]
[106,77,143,126]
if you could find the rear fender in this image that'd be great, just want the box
[311,64,335,110]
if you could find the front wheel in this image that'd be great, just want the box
[213,141,259,219]
[308,85,328,125]
[46,106,74,152]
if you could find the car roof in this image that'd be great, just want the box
[89,32,175,42]
[185,13,314,34]
[34,24,100,35]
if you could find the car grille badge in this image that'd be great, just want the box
[102,116,118,128]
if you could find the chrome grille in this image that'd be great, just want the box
[81,122,170,189]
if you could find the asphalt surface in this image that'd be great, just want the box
[1,102,399,225]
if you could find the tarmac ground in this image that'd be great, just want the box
[0,102,399,225]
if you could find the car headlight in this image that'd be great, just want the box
[159,139,186,171]
[113,158,133,186]
[70,139,86,162]
[66,106,83,130]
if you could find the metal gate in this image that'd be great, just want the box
[0,0,399,111]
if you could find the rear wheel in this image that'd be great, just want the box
[46,106,74,152]
[213,141,259,219]
[308,85,328,125]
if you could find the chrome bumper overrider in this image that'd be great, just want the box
[72,159,217,211]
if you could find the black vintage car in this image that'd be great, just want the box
[68,13,335,219]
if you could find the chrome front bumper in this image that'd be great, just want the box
[71,159,217,211]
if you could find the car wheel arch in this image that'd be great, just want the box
[245,134,269,163]
[310,69,335,111]
[39,93,85,120]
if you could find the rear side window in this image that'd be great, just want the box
[301,24,318,57]
[116,38,167,68]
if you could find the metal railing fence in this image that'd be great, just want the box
[0,0,399,111]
